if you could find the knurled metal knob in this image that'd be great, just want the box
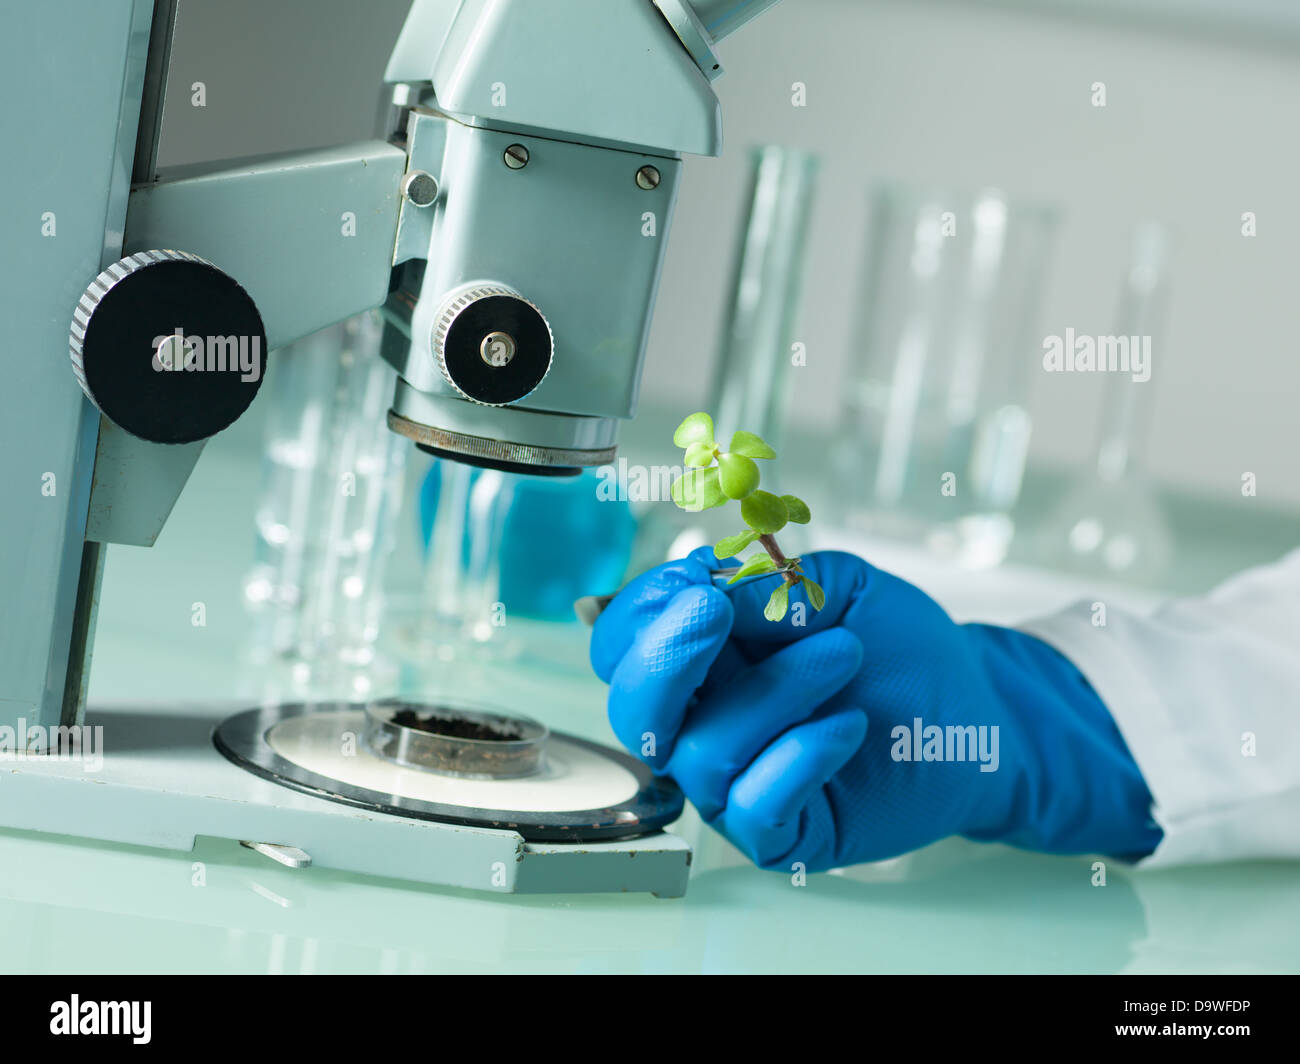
[432,284,553,407]
[70,250,267,444]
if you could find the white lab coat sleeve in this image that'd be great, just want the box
[1019,549,1300,868]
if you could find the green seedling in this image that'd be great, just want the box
[670,412,822,622]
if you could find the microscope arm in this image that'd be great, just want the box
[123,139,407,352]
[81,140,408,548]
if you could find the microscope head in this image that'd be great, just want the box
[379,0,777,475]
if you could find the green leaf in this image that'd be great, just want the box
[781,494,812,524]
[671,467,726,512]
[741,490,788,534]
[683,442,715,468]
[715,530,759,560]
[717,453,761,500]
[764,584,790,622]
[802,577,826,611]
[729,430,777,460]
[673,412,714,449]
[728,554,778,584]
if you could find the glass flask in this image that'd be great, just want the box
[831,185,1061,567]
[1037,222,1175,580]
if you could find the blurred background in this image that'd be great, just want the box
[89,0,1300,705]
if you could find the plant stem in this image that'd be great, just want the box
[758,533,801,586]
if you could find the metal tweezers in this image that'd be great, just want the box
[575,566,786,626]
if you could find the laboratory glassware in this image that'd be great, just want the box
[242,310,408,695]
[1037,222,1175,579]
[419,464,636,622]
[707,144,820,460]
[831,184,1061,567]
[417,458,519,660]
[417,461,637,662]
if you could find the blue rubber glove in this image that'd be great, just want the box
[591,548,1162,872]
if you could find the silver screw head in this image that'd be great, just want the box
[153,332,195,372]
[504,144,530,170]
[636,165,661,190]
[401,170,439,207]
[480,331,517,367]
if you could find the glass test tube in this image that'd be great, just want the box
[708,145,820,457]
[242,310,408,693]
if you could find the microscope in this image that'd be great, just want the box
[0,0,779,897]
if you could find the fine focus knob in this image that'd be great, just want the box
[432,284,553,406]
[70,250,267,444]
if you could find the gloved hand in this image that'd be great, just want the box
[591,548,1162,872]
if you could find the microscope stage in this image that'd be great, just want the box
[214,703,683,841]
[0,703,691,897]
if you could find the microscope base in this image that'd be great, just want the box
[0,703,691,897]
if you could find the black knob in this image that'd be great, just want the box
[432,284,553,406]
[70,250,267,444]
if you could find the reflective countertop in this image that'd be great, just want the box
[3,405,1297,975]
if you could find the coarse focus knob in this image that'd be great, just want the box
[70,250,267,444]
[431,284,553,406]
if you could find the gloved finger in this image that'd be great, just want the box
[606,582,734,767]
[696,639,752,698]
[724,551,873,651]
[667,628,864,819]
[721,707,868,869]
[590,547,718,682]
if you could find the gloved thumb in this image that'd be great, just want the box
[590,546,719,682]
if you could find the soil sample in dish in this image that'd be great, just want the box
[391,708,523,743]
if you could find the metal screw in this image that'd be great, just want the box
[153,333,195,372]
[636,165,661,190]
[480,331,517,367]
[401,170,439,207]
[504,144,530,170]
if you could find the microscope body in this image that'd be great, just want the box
[380,0,740,473]
[0,0,776,732]
[382,100,687,472]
